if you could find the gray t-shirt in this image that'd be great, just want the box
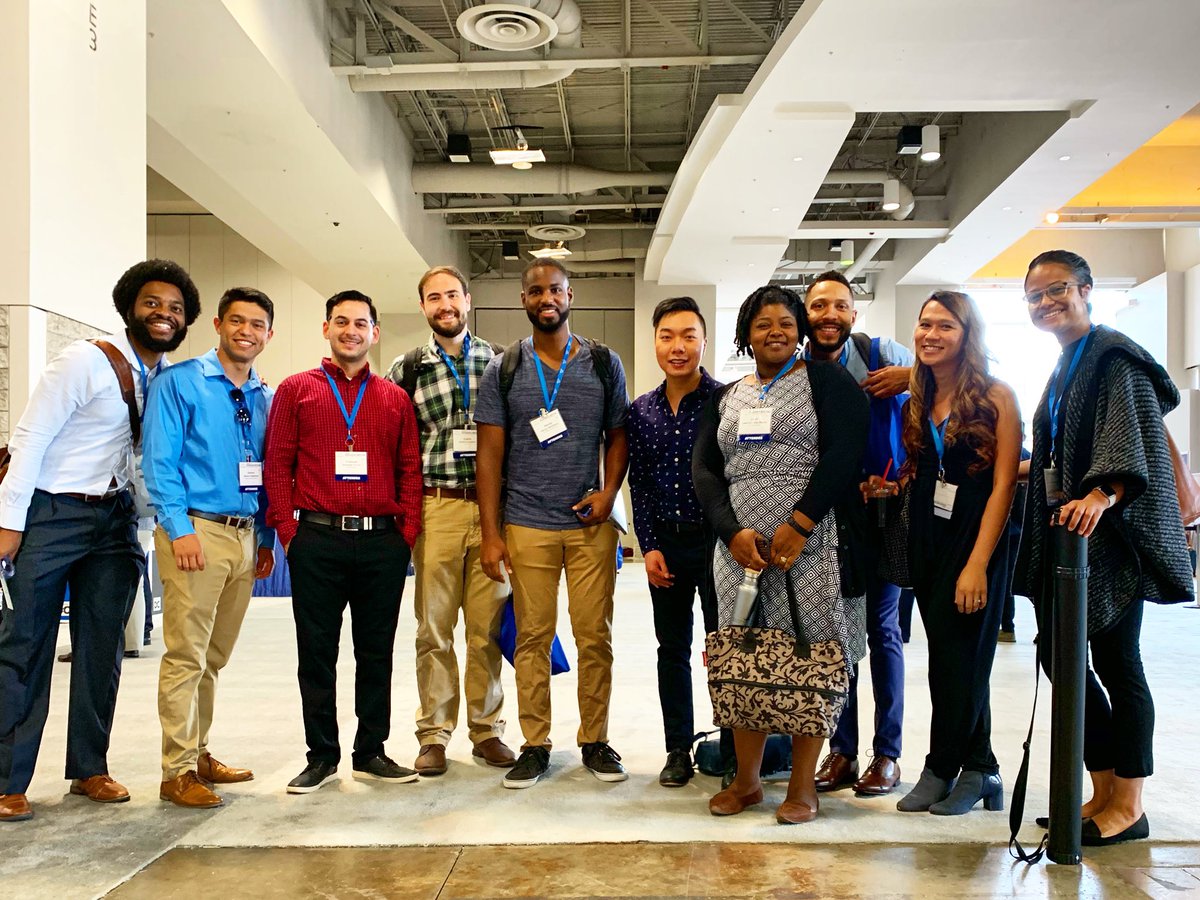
[474,337,628,530]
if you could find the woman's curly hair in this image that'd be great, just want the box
[733,284,811,357]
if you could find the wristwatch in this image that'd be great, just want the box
[1094,484,1118,508]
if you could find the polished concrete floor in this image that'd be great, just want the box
[107,842,1200,899]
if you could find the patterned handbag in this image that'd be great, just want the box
[877,485,912,589]
[706,572,849,736]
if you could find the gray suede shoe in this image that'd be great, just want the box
[896,767,956,812]
[929,771,1003,815]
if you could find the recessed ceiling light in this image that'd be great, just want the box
[771,207,781,212]
[1044,211,1060,224]
[1059,155,1071,162]
[748,263,755,268]
[792,156,803,162]
[511,161,533,170]
[1002,206,1012,211]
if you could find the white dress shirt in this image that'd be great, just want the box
[0,333,163,531]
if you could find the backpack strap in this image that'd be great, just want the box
[395,346,426,399]
[89,340,140,447]
[869,336,882,371]
[849,331,872,370]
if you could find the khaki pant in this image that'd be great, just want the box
[156,518,255,780]
[413,494,508,746]
[506,522,618,749]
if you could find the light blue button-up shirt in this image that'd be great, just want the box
[143,348,273,547]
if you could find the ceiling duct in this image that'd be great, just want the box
[821,170,915,220]
[457,1,583,52]
[527,223,587,241]
[348,67,573,92]
[412,163,674,195]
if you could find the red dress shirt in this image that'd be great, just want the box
[264,359,422,547]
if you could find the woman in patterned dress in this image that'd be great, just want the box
[693,285,868,824]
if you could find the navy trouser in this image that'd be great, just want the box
[830,575,904,760]
[0,490,143,793]
[647,524,719,753]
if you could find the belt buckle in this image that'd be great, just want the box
[341,515,362,531]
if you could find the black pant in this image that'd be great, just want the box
[648,526,718,753]
[1038,599,1152,778]
[0,490,143,793]
[287,521,410,766]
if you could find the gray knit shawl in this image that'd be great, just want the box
[1015,326,1194,635]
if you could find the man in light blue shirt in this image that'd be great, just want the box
[143,287,276,809]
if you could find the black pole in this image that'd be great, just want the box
[1047,518,1088,865]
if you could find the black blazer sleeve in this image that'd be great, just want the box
[691,382,741,547]
[794,361,870,523]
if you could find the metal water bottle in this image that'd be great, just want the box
[732,568,762,626]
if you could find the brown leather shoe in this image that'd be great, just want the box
[160,771,223,809]
[0,794,33,822]
[854,755,901,796]
[776,798,819,825]
[414,743,447,776]
[69,774,130,803]
[708,785,764,816]
[198,752,254,784]
[472,737,517,768]
[814,752,858,793]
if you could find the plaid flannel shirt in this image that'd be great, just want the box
[386,332,496,488]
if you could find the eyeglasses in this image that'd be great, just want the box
[1023,281,1082,305]
[230,388,251,426]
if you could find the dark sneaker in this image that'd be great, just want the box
[352,753,419,784]
[582,742,628,783]
[502,746,551,789]
[286,761,338,794]
[659,749,694,787]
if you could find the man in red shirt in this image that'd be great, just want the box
[264,290,423,794]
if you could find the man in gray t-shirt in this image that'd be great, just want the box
[475,259,629,790]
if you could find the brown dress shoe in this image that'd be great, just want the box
[854,755,901,796]
[708,785,764,816]
[472,737,517,768]
[69,774,130,803]
[160,771,223,809]
[814,752,858,793]
[198,752,254,784]
[0,793,33,822]
[414,743,447,776]
[776,798,819,825]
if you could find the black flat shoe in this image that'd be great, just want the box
[1081,813,1149,846]
[1036,816,1048,829]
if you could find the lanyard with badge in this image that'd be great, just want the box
[1043,327,1093,502]
[230,387,263,493]
[126,335,163,421]
[930,415,957,518]
[438,335,477,459]
[738,352,797,443]
[530,335,573,448]
[323,370,371,481]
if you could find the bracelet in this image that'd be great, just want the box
[785,517,812,538]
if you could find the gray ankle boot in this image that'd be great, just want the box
[896,767,955,812]
[929,770,1003,816]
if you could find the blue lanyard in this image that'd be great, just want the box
[757,352,798,403]
[126,335,162,420]
[323,370,370,447]
[531,335,573,413]
[1047,327,1093,457]
[930,415,949,477]
[436,334,471,416]
[801,343,849,367]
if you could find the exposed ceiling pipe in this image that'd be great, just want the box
[413,164,674,195]
[347,67,574,92]
[531,0,583,48]
[445,222,654,231]
[842,237,888,279]
[560,260,636,273]
[821,171,914,220]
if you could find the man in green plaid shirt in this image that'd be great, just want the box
[387,266,515,777]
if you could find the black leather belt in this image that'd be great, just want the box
[189,509,255,530]
[298,510,395,532]
[656,520,706,534]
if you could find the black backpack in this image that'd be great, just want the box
[393,339,504,400]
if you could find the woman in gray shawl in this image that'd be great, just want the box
[1015,250,1193,847]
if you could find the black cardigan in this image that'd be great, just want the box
[692,360,870,597]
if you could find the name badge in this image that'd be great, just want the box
[738,407,772,443]
[238,461,263,494]
[1044,466,1064,505]
[335,450,369,482]
[933,480,958,519]
[451,429,477,459]
[530,409,569,448]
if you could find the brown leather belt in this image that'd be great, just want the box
[189,509,255,530]
[422,486,477,501]
[59,489,123,504]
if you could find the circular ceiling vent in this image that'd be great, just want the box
[527,223,587,241]
[457,4,559,52]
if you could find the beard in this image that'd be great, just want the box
[809,322,851,355]
[127,315,187,353]
[526,304,569,334]
[429,313,467,339]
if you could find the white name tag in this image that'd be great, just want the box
[530,409,569,448]
[933,480,958,519]
[737,406,773,443]
[451,428,477,459]
[238,461,263,494]
[335,450,369,482]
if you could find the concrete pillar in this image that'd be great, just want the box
[0,1,146,431]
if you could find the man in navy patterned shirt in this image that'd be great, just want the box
[627,296,722,787]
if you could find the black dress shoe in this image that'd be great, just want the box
[659,749,694,787]
[1081,813,1149,846]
